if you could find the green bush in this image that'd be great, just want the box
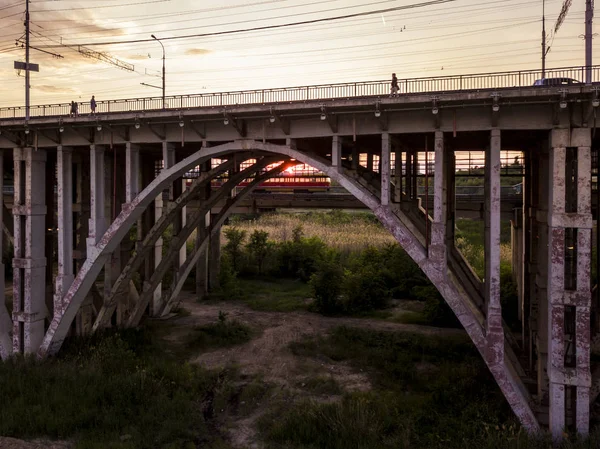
[310,253,344,314]
[223,227,247,273]
[344,266,391,313]
[277,234,328,281]
[246,230,274,275]
[216,254,241,300]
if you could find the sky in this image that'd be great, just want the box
[0,0,598,108]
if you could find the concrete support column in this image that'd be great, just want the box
[209,213,221,290]
[87,145,106,253]
[394,147,402,203]
[484,129,504,363]
[0,152,11,358]
[73,152,93,335]
[546,128,593,438]
[125,142,140,203]
[151,142,175,315]
[180,179,187,266]
[366,150,373,172]
[429,131,447,264]
[351,143,359,171]
[195,220,209,298]
[196,159,212,300]
[54,146,74,315]
[332,135,342,172]
[44,152,56,316]
[12,147,47,354]
[381,133,390,206]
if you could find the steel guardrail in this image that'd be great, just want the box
[1,65,599,120]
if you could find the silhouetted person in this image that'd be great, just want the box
[90,95,97,115]
[390,73,399,97]
[69,101,76,117]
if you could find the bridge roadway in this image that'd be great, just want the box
[1,65,600,439]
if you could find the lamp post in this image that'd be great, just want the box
[151,34,165,109]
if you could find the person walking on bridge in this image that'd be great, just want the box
[390,73,399,97]
[90,95,97,115]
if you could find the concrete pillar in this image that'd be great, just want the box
[484,129,504,364]
[196,159,211,300]
[151,142,175,315]
[180,179,187,267]
[44,151,56,316]
[366,150,373,172]
[545,128,593,438]
[54,146,74,315]
[87,145,106,252]
[71,152,93,335]
[429,131,447,264]
[351,143,359,171]
[332,135,342,172]
[394,147,402,203]
[195,221,209,298]
[12,147,47,354]
[209,214,221,290]
[0,152,11,358]
[381,133,390,206]
[125,142,140,203]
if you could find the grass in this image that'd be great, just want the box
[224,211,395,253]
[295,376,343,396]
[189,315,254,352]
[0,328,241,449]
[239,278,312,312]
[257,326,600,449]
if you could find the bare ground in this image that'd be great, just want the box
[164,294,465,448]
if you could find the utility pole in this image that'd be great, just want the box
[585,0,594,84]
[542,0,546,78]
[25,0,30,120]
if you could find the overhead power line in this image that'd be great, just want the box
[33,0,456,48]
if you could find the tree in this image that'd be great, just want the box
[223,228,247,272]
[247,230,271,275]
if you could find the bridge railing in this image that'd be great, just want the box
[1,65,599,120]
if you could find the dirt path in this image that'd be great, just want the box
[170,296,464,388]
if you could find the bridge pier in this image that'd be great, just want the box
[12,147,47,354]
[0,152,11,359]
[546,128,592,437]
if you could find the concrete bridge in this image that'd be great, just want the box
[1,65,600,439]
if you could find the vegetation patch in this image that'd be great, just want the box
[264,326,600,449]
[189,312,254,352]
[240,278,312,312]
[0,329,239,449]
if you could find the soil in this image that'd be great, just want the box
[165,293,464,448]
[2,293,462,449]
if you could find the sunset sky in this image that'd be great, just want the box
[0,0,598,108]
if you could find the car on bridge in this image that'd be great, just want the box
[533,77,582,86]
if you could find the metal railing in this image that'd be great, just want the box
[1,65,599,120]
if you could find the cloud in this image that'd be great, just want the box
[185,48,211,56]
[34,84,76,94]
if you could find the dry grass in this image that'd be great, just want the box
[223,213,395,253]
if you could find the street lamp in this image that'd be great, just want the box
[151,34,165,109]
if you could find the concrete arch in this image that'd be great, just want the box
[37,139,538,433]
[92,157,239,331]
[126,156,288,326]
[143,159,298,322]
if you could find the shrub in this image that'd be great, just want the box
[344,266,391,313]
[310,253,344,314]
[277,235,327,281]
[223,227,247,273]
[216,254,241,300]
[246,229,273,275]
[422,294,460,328]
